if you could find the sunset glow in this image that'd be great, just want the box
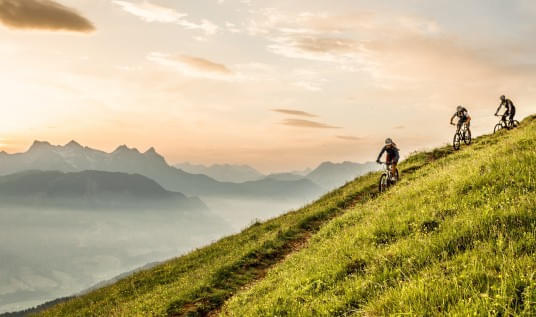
[1,0,535,172]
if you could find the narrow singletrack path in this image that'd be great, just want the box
[168,148,457,317]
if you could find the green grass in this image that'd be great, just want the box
[221,116,536,316]
[37,116,536,316]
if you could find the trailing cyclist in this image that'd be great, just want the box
[450,105,471,133]
[495,95,516,128]
[376,138,399,181]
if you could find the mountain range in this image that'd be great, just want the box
[0,170,207,211]
[306,161,379,189]
[177,160,378,190]
[0,140,378,201]
[0,141,323,200]
[174,163,264,183]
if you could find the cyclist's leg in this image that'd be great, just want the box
[391,155,399,180]
[509,108,516,124]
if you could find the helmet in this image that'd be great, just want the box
[385,138,393,145]
[500,95,506,101]
[456,105,463,112]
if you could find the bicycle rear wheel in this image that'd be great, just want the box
[453,133,461,150]
[494,123,503,134]
[512,120,520,128]
[463,129,472,145]
[379,174,388,193]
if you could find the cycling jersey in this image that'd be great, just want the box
[377,145,400,163]
[496,98,516,122]
[454,107,469,121]
[497,98,516,116]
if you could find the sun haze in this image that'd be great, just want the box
[1,0,535,172]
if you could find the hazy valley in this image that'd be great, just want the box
[0,141,377,314]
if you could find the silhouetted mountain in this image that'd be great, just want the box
[306,161,379,190]
[0,170,207,210]
[290,167,313,176]
[174,163,264,183]
[0,141,321,199]
[265,172,305,181]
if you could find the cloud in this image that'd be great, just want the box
[113,0,218,35]
[272,109,316,117]
[336,135,362,141]
[0,0,95,32]
[268,36,360,62]
[249,9,441,66]
[393,125,405,130]
[147,52,232,80]
[112,0,185,23]
[282,119,340,129]
[249,7,536,109]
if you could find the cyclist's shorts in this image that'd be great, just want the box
[387,154,399,164]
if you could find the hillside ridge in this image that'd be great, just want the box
[33,115,536,316]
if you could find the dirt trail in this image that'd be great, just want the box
[169,148,454,317]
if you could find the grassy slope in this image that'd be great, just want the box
[37,116,535,316]
[36,151,397,316]
[222,116,536,316]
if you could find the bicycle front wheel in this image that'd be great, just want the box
[494,123,503,134]
[379,174,388,193]
[463,129,472,145]
[453,133,461,150]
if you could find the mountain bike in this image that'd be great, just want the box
[452,122,471,150]
[378,162,398,193]
[494,114,520,133]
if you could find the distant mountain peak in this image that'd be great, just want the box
[28,140,53,152]
[144,147,167,163]
[145,147,157,155]
[113,145,139,154]
[65,140,83,150]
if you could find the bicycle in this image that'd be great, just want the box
[493,114,520,133]
[378,162,399,193]
[451,121,471,150]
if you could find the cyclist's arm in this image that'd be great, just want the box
[495,102,504,115]
[450,113,456,124]
[376,147,386,163]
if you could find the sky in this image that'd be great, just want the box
[0,0,535,172]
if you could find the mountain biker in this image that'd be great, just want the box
[495,95,516,127]
[376,138,399,180]
[450,105,471,133]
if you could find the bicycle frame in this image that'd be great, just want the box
[455,121,469,133]
[452,120,471,150]
[378,162,396,193]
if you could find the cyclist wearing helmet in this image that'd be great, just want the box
[450,105,471,132]
[495,95,516,126]
[376,138,399,180]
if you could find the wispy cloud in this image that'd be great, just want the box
[147,52,232,80]
[282,119,340,129]
[113,0,218,35]
[249,9,441,68]
[0,0,95,32]
[268,36,359,62]
[272,109,316,117]
[393,125,405,130]
[336,135,362,141]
